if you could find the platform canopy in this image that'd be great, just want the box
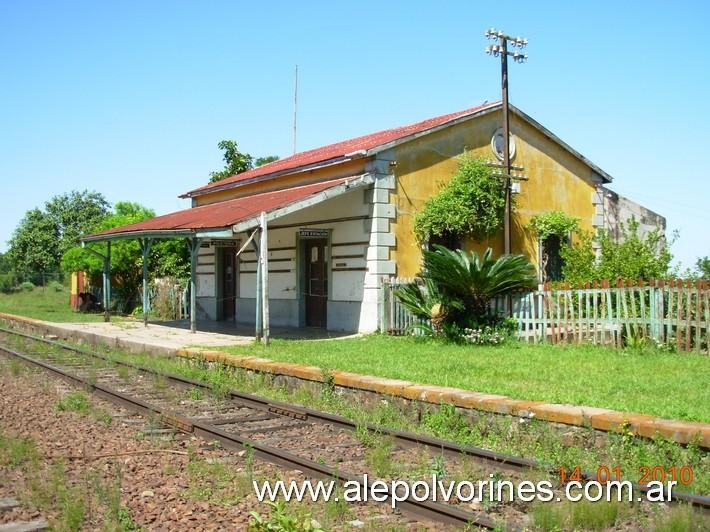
[81,174,373,337]
[83,175,372,243]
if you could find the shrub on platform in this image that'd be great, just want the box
[395,246,536,340]
[48,280,64,292]
[19,281,35,292]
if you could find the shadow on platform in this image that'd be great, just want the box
[155,320,357,340]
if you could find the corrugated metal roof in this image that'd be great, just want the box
[183,101,615,199]
[183,102,498,198]
[86,177,351,240]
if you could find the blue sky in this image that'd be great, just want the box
[1,1,708,269]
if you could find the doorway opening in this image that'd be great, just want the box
[541,235,566,282]
[303,238,328,327]
[219,246,237,321]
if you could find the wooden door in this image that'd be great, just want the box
[305,239,327,327]
[221,247,237,320]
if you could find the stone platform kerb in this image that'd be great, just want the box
[1,313,708,449]
[175,347,710,448]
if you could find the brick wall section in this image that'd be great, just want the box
[1,313,707,449]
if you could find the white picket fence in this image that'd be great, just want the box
[380,278,710,353]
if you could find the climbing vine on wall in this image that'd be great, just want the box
[527,211,580,240]
[413,155,506,243]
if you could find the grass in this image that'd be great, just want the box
[54,391,113,425]
[55,391,91,415]
[0,432,38,467]
[650,504,710,531]
[217,335,710,423]
[52,340,707,498]
[0,288,107,322]
[185,445,253,505]
[532,500,623,530]
[4,332,708,504]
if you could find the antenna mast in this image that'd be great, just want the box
[292,65,298,155]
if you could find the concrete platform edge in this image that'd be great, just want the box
[1,312,708,449]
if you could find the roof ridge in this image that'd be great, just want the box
[183,101,499,198]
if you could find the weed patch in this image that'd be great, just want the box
[30,335,710,498]
[55,391,91,415]
[185,446,251,505]
[0,432,38,467]
[249,501,322,531]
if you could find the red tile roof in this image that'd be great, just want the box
[184,101,499,197]
[86,177,352,240]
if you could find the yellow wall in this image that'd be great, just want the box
[391,110,598,277]
[193,109,600,279]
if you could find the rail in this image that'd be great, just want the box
[1,325,708,519]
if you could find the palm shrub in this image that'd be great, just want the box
[395,245,536,336]
[394,277,462,335]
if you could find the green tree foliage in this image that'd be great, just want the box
[6,208,60,279]
[558,231,596,285]
[208,140,279,183]
[0,252,16,292]
[0,252,10,274]
[528,211,580,240]
[413,155,506,243]
[396,246,536,333]
[561,218,672,284]
[696,256,710,279]
[255,155,280,167]
[5,190,109,282]
[44,190,110,257]
[61,202,189,312]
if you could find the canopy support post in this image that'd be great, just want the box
[139,238,153,328]
[188,237,200,334]
[103,241,111,322]
[81,243,111,323]
[260,212,270,345]
[251,238,262,341]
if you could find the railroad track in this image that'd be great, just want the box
[1,326,708,529]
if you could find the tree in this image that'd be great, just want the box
[396,246,536,334]
[0,252,10,274]
[5,190,109,282]
[61,202,190,313]
[6,208,60,280]
[255,155,279,167]
[62,202,154,310]
[697,256,710,279]
[208,140,279,183]
[209,140,253,183]
[561,217,672,284]
[414,155,507,243]
[44,190,110,257]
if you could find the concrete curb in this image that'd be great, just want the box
[1,312,708,448]
[175,347,710,449]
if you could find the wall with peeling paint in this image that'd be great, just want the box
[390,109,600,277]
[191,106,665,331]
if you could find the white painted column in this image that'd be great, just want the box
[360,154,397,332]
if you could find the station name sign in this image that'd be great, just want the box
[205,240,239,248]
[299,229,329,238]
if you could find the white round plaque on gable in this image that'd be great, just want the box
[491,128,516,161]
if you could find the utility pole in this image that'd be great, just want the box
[485,28,528,256]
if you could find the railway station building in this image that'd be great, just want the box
[84,102,664,334]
